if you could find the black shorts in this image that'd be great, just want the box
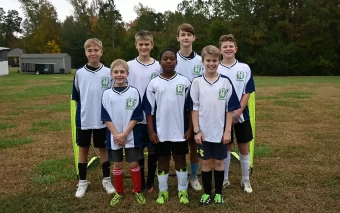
[197,141,228,160]
[107,148,143,163]
[155,141,189,157]
[76,128,106,148]
[231,120,253,143]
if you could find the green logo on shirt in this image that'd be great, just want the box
[218,88,228,100]
[193,64,202,75]
[102,77,110,88]
[150,72,159,79]
[236,71,245,81]
[126,98,137,110]
[176,84,185,96]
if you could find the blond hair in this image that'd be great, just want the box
[219,34,237,48]
[110,59,129,72]
[135,30,153,42]
[201,45,220,60]
[84,38,103,50]
[177,23,195,36]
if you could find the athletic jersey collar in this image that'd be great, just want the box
[178,51,196,60]
[220,60,238,69]
[136,57,156,66]
[159,73,177,81]
[111,85,130,95]
[84,64,103,73]
[203,73,220,85]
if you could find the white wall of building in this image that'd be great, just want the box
[0,61,9,76]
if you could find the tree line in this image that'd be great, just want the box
[0,0,339,76]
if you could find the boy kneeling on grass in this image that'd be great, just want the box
[101,59,146,206]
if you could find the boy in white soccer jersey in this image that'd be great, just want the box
[176,23,203,191]
[144,49,192,204]
[217,34,256,193]
[72,38,115,198]
[127,30,160,193]
[101,59,146,206]
[190,45,240,205]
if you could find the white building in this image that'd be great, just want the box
[0,47,10,76]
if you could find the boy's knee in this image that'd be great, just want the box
[114,162,123,169]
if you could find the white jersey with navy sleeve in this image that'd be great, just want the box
[72,64,112,130]
[144,73,192,142]
[217,60,255,122]
[101,86,143,150]
[176,51,204,81]
[127,58,161,124]
[190,74,240,143]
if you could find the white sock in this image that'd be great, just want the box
[157,173,169,191]
[240,154,250,182]
[176,170,188,191]
[223,151,231,180]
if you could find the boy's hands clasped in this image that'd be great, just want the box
[114,133,127,146]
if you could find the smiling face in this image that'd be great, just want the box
[177,30,196,49]
[135,39,154,57]
[160,50,177,74]
[111,65,128,87]
[202,55,220,75]
[85,43,103,66]
[220,41,238,60]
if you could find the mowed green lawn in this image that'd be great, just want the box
[0,68,339,213]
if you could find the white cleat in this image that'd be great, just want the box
[75,182,88,198]
[241,180,253,193]
[223,180,231,188]
[102,177,116,194]
[190,179,202,191]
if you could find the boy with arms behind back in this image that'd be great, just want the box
[72,38,115,198]
[217,34,256,193]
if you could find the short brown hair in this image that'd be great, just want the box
[201,45,220,60]
[110,59,129,73]
[177,23,195,36]
[219,34,237,48]
[135,30,153,42]
[84,38,103,50]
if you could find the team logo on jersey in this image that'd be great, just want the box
[236,71,245,81]
[193,64,202,75]
[101,77,110,88]
[176,84,185,96]
[150,72,159,79]
[126,98,137,110]
[218,88,228,100]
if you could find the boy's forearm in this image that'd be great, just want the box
[236,93,250,116]
[146,114,155,133]
[122,120,137,136]
[105,121,119,135]
[225,111,233,132]
[188,111,193,131]
[191,111,199,132]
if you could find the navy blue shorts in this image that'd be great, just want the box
[197,141,228,160]
[134,124,154,149]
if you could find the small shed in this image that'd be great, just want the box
[19,53,71,74]
[0,47,10,76]
[7,48,23,67]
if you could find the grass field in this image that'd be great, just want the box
[0,68,339,213]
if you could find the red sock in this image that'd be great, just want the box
[113,168,124,195]
[130,166,142,193]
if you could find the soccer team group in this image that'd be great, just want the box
[72,23,255,206]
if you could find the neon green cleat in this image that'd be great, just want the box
[213,194,224,205]
[156,191,168,204]
[178,190,189,204]
[109,193,123,206]
[200,194,212,206]
[134,192,146,204]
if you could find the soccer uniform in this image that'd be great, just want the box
[72,64,112,147]
[190,74,240,160]
[144,73,192,156]
[217,60,255,143]
[176,51,204,81]
[101,85,144,162]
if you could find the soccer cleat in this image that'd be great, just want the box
[178,190,189,204]
[199,194,212,206]
[134,192,146,204]
[213,194,224,204]
[110,193,124,206]
[75,182,88,198]
[156,191,169,204]
[189,179,202,191]
[102,177,116,194]
[241,180,253,193]
[223,180,231,188]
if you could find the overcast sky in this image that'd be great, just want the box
[1,0,183,22]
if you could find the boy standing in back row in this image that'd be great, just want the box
[176,23,204,191]
[127,30,161,192]
[72,38,115,198]
[217,34,255,193]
